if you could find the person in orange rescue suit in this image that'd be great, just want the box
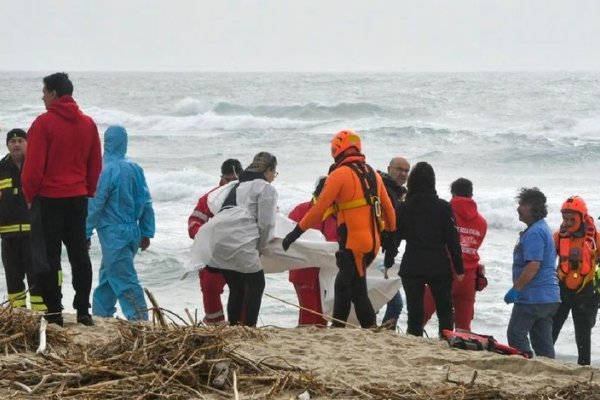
[288,176,337,326]
[552,195,600,365]
[0,128,46,312]
[188,159,243,324]
[282,130,397,328]
[423,178,487,332]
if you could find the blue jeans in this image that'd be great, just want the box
[382,291,403,328]
[507,303,560,358]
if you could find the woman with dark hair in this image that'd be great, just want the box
[396,161,464,336]
[195,152,278,326]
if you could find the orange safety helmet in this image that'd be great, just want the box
[561,195,588,216]
[331,130,361,159]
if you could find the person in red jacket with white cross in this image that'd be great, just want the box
[423,178,487,332]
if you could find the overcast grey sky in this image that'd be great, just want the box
[1,0,599,72]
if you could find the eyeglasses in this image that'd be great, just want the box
[389,166,410,173]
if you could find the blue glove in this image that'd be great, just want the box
[504,288,520,304]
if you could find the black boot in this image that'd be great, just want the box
[77,313,94,326]
[44,313,64,327]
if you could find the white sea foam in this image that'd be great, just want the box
[172,97,210,116]
[1,72,599,365]
[87,106,318,132]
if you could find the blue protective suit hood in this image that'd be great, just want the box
[86,124,155,321]
[103,125,127,162]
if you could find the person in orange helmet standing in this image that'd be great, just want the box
[282,130,397,328]
[552,195,600,365]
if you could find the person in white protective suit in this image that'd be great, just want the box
[195,152,278,326]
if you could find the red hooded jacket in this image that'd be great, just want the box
[450,196,487,270]
[22,96,102,203]
[288,201,338,241]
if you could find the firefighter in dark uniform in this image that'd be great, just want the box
[0,128,45,311]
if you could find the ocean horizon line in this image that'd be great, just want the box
[1,69,600,74]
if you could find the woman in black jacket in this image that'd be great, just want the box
[397,162,464,336]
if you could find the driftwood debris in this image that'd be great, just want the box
[1,302,599,399]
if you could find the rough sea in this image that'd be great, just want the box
[1,72,599,365]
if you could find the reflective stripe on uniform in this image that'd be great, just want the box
[190,210,209,222]
[0,178,12,190]
[58,270,63,287]
[8,290,27,308]
[30,295,47,312]
[204,310,225,322]
[0,224,31,233]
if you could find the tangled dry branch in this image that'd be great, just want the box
[0,304,598,399]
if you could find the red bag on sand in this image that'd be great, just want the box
[475,264,488,292]
[442,330,531,359]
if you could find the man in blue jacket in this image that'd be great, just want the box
[86,125,155,321]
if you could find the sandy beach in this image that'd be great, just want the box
[1,307,598,399]
[235,327,599,395]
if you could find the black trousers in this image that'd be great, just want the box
[332,271,376,328]
[221,269,265,326]
[30,196,93,315]
[331,249,376,328]
[1,236,43,299]
[552,284,599,365]
[402,275,454,337]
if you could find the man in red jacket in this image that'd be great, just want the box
[423,178,487,332]
[188,159,243,324]
[22,73,102,327]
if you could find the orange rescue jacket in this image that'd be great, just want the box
[554,214,600,292]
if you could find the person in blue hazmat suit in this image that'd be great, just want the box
[86,125,155,321]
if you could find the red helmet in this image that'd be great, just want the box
[561,195,588,216]
[331,130,361,159]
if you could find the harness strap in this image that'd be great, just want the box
[347,162,383,230]
[323,197,369,221]
[220,183,240,212]
[347,162,381,257]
